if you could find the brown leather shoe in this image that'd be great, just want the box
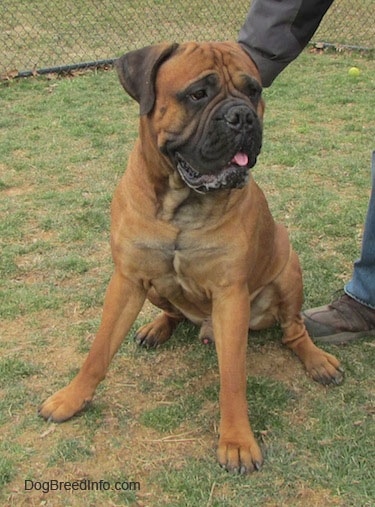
[303,294,375,344]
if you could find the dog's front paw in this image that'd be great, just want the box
[217,433,263,474]
[39,385,91,422]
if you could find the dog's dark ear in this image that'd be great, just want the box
[115,43,179,115]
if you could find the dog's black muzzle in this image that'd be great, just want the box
[172,100,263,193]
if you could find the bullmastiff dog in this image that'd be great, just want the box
[39,41,344,474]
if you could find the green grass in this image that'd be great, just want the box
[0,50,374,506]
[0,358,39,387]
[47,438,93,466]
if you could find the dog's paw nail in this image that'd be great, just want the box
[334,375,344,386]
[254,461,262,471]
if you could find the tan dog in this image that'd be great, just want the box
[39,41,343,474]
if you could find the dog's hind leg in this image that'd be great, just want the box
[135,288,184,348]
[276,250,344,386]
[135,311,182,348]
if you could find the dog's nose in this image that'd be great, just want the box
[224,105,254,131]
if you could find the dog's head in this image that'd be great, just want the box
[116,41,264,193]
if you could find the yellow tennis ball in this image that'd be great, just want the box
[348,67,360,77]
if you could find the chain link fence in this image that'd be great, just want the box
[1,0,374,78]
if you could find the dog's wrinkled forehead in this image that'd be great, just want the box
[156,41,261,97]
[115,41,262,116]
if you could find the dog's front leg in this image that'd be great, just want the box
[212,286,263,474]
[39,270,146,422]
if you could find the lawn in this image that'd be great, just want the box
[0,48,374,506]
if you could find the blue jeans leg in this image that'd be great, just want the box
[345,151,375,309]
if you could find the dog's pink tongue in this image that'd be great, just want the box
[232,152,248,167]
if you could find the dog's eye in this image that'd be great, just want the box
[189,89,207,102]
[246,84,261,103]
[240,75,262,104]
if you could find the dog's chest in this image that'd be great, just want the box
[153,242,212,295]
[144,187,234,312]
[171,244,208,292]
[172,248,189,286]
[148,233,226,317]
